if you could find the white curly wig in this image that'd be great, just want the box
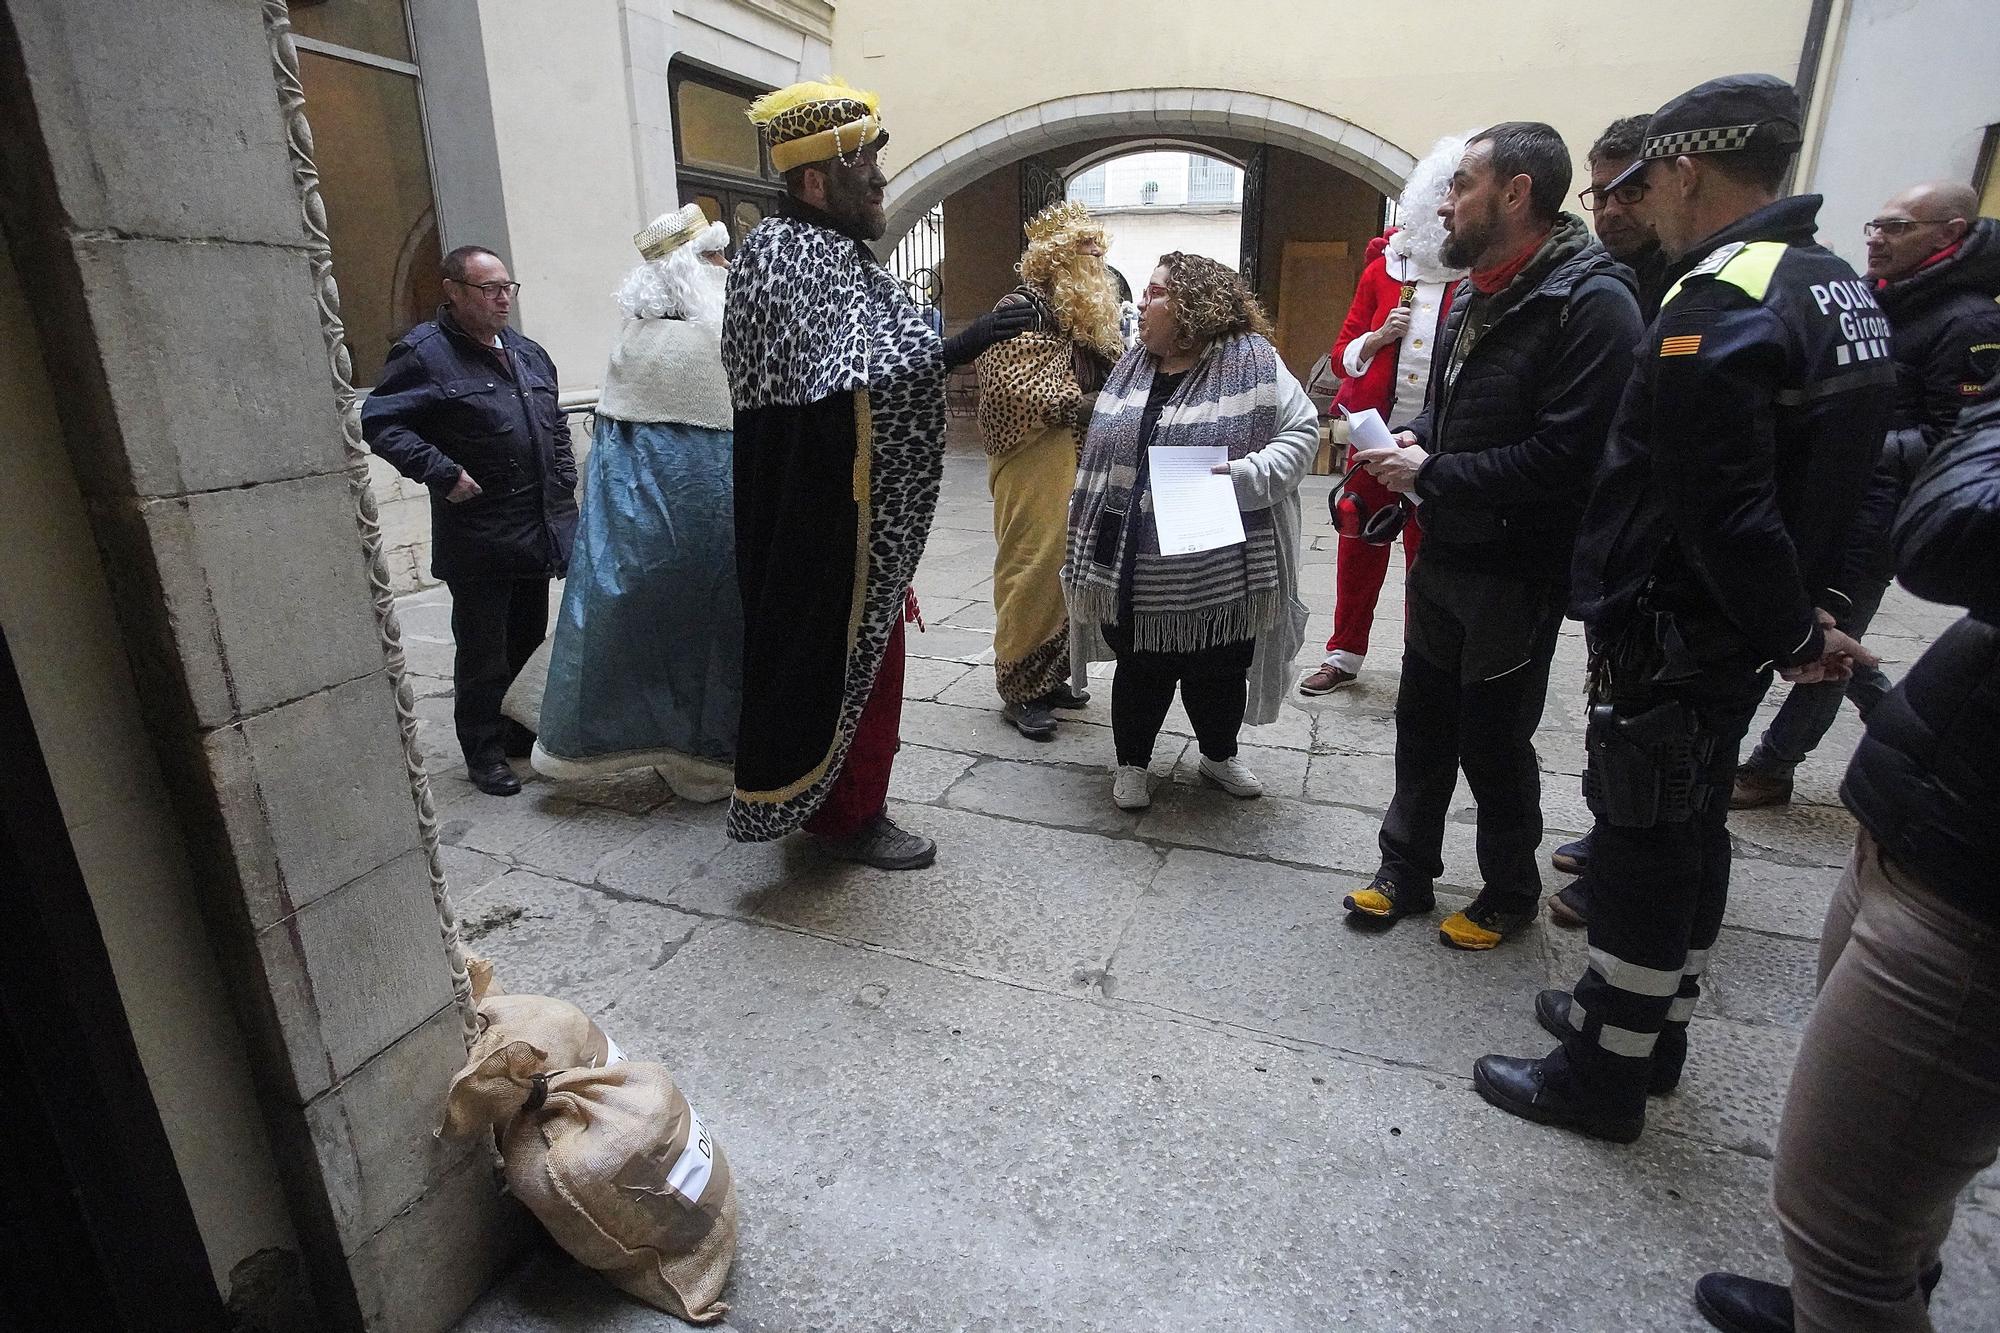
[1387,134,1475,284]
[614,219,731,323]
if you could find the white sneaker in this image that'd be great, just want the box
[1112,765,1152,810]
[1198,754,1263,798]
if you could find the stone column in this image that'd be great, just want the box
[0,1,525,1327]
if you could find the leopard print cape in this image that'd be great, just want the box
[721,215,946,842]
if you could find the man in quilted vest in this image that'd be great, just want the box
[1338,123,1643,952]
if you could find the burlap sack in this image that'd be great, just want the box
[443,1041,738,1322]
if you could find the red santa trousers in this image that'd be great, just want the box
[1326,447,1424,664]
[804,616,906,838]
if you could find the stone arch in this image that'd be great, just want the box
[1057,137,1249,179]
[881,88,1415,246]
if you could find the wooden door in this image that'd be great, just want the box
[1274,239,1355,384]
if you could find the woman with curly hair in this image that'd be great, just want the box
[977,201,1125,739]
[1066,252,1318,810]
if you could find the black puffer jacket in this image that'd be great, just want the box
[1841,380,2000,921]
[362,309,579,582]
[1405,214,1645,583]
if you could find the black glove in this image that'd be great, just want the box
[942,303,1038,369]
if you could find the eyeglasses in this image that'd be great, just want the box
[1578,181,1648,212]
[1862,217,1955,238]
[447,279,521,297]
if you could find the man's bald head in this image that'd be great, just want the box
[1865,180,1978,282]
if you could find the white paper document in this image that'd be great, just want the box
[1149,445,1246,555]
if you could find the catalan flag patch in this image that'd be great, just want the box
[1659,334,1703,358]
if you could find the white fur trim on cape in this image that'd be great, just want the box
[597,316,734,430]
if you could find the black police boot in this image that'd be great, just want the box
[1534,991,1684,1095]
[1473,1046,1645,1144]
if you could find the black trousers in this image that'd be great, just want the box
[447,576,549,768]
[1376,553,1564,902]
[1552,661,1767,1110]
[1102,622,1255,767]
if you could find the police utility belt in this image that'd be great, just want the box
[1580,592,1723,829]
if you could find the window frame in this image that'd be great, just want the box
[291,0,451,386]
[668,58,784,255]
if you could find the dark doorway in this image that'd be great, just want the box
[0,626,224,1329]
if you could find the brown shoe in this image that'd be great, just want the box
[1299,665,1358,696]
[1729,767,1794,810]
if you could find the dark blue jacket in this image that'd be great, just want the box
[1842,379,2000,922]
[361,309,578,582]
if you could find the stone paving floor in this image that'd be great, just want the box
[423,439,2000,1332]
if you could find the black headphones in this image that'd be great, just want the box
[1329,457,1411,546]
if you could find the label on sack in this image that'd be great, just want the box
[599,1034,626,1067]
[665,1102,715,1205]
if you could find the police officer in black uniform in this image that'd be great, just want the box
[1472,75,1895,1143]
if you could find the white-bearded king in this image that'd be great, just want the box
[976,201,1125,739]
[523,204,739,801]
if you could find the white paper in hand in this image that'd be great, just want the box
[1339,406,1421,505]
[1149,446,1246,554]
[1340,406,1396,452]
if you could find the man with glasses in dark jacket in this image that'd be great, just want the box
[1548,112,1684,911]
[1476,75,1893,1143]
[1339,122,1644,952]
[1731,181,2000,810]
[363,245,579,797]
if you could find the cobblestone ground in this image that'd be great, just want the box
[435,439,1998,1332]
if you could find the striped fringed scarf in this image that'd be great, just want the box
[1065,332,1282,653]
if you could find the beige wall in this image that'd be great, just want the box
[838,0,1815,211]
[0,231,297,1286]
[476,0,640,390]
[1802,0,2000,270]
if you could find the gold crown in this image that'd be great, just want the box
[1024,199,1101,245]
[634,203,710,261]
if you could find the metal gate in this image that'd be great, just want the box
[887,203,945,322]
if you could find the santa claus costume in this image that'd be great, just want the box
[1302,137,1466,693]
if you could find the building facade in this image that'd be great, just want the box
[338,0,1866,591]
[7,1,1994,1328]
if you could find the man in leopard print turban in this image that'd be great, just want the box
[977,201,1125,740]
[722,79,1032,869]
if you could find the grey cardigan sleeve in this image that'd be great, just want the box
[1229,360,1320,512]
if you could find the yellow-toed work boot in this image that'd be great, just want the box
[1439,889,1540,950]
[1342,874,1436,928]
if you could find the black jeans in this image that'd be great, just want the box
[1376,553,1564,903]
[447,576,549,768]
[1557,657,1768,1111]
[1102,622,1254,767]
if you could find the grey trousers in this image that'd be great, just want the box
[1775,830,2000,1332]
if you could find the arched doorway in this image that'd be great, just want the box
[881,88,1413,247]
[906,90,1402,393]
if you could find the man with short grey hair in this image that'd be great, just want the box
[363,244,579,797]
